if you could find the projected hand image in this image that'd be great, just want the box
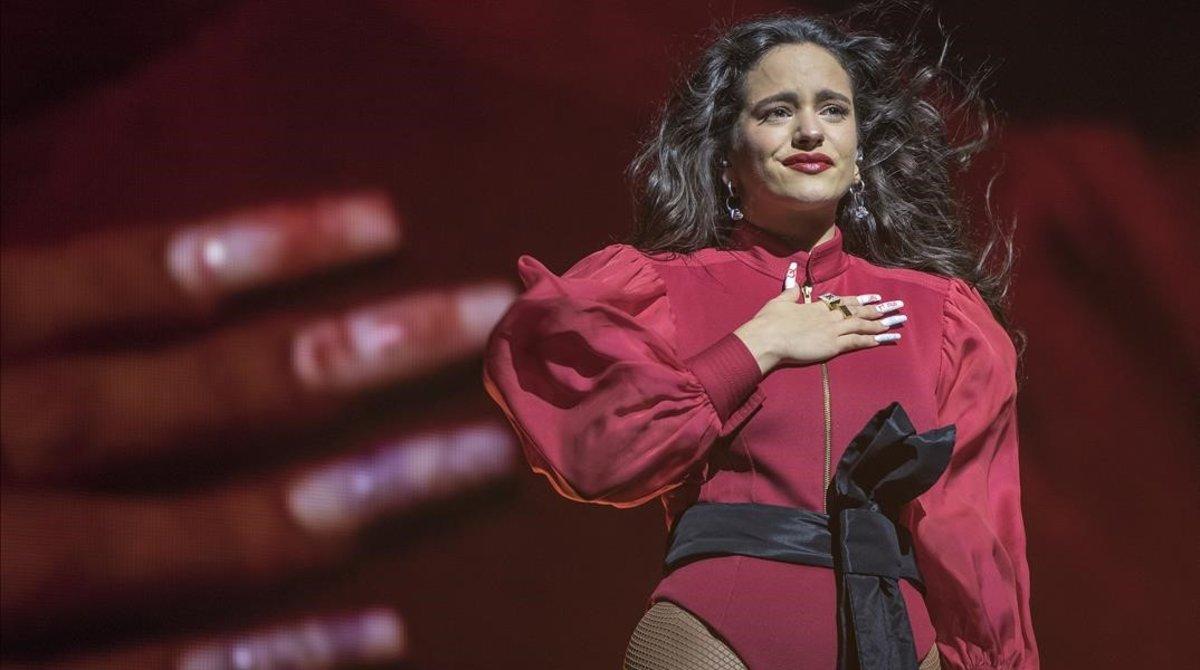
[0,192,518,669]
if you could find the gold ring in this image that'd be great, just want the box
[839,305,853,318]
[819,292,841,311]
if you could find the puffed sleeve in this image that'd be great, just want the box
[904,278,1040,669]
[482,244,765,508]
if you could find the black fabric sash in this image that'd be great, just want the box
[663,402,955,670]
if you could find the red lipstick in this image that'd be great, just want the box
[783,152,834,174]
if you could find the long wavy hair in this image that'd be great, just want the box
[626,2,1023,356]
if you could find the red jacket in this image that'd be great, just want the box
[484,222,1039,669]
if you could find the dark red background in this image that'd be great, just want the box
[3,1,1196,668]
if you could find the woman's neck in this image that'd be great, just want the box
[744,202,838,252]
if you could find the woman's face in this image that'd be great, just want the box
[725,43,859,222]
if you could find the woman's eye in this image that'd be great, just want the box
[764,107,792,120]
[822,106,849,117]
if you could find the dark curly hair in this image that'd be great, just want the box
[626,1,1022,355]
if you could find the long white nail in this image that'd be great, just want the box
[784,262,798,290]
[875,333,901,343]
[874,300,904,313]
[880,315,907,327]
[856,294,881,304]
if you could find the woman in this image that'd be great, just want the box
[483,8,1038,670]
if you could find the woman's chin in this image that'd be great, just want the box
[774,192,843,213]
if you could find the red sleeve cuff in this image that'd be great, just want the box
[685,332,764,425]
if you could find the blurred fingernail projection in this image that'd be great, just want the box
[166,192,401,298]
[175,607,405,670]
[291,282,516,393]
[455,283,519,341]
[287,423,517,534]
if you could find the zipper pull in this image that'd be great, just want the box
[787,261,814,303]
[802,251,819,304]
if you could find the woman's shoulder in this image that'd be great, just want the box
[535,241,732,287]
[846,253,955,299]
[516,243,651,286]
[503,242,681,348]
[559,242,660,276]
[513,242,672,313]
[845,255,1003,337]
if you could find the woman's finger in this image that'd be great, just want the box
[844,293,881,307]
[831,294,902,320]
[845,298,905,321]
[774,284,802,302]
[0,422,516,628]
[838,332,902,352]
[0,192,401,354]
[35,607,406,670]
[835,312,907,336]
[835,316,884,337]
[0,282,516,483]
[866,298,904,315]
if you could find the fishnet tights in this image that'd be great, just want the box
[623,601,747,670]
[623,600,943,669]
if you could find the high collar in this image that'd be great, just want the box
[728,222,850,284]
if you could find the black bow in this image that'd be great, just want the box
[828,402,954,670]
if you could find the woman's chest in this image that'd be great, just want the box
[656,260,945,508]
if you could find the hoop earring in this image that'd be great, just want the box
[849,179,870,223]
[724,180,744,221]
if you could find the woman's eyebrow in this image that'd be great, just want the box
[816,88,852,104]
[750,91,801,111]
[750,89,851,111]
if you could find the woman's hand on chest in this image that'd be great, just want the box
[733,285,907,374]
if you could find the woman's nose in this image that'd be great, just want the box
[793,116,823,148]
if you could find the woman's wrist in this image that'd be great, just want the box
[734,319,781,375]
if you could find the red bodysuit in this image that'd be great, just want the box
[483,223,1039,669]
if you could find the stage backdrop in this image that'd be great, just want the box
[2,1,1195,668]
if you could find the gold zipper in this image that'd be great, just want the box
[802,280,833,513]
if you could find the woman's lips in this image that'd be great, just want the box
[787,161,832,174]
[782,153,834,174]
